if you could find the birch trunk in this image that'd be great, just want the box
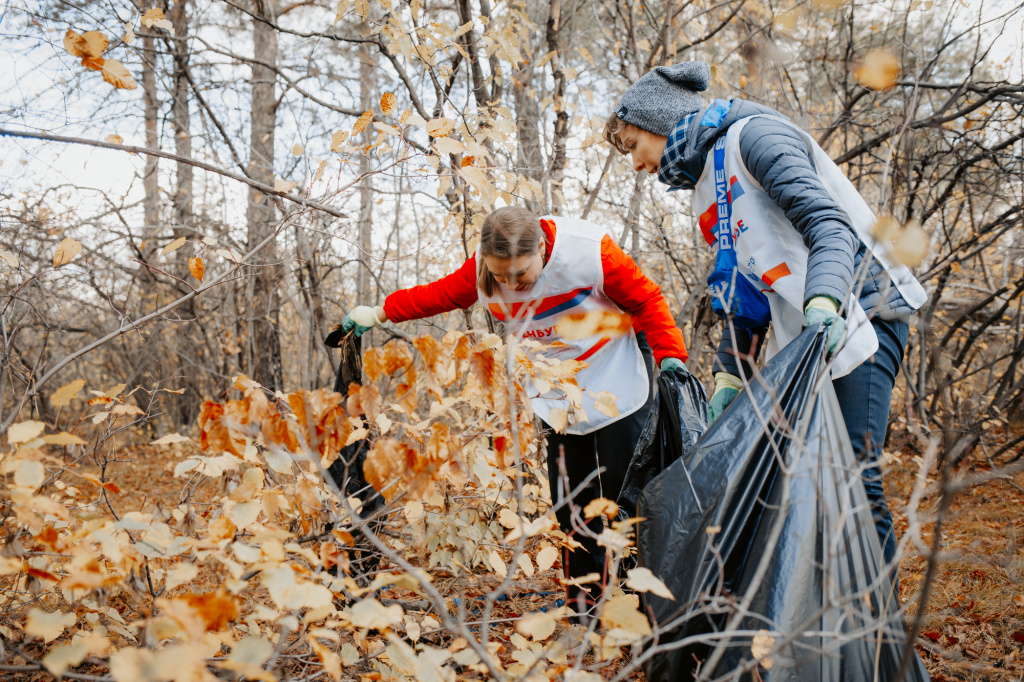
[246,0,283,391]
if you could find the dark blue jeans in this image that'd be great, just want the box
[832,317,909,567]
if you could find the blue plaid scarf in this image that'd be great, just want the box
[657,112,698,190]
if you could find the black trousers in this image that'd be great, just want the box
[543,333,656,607]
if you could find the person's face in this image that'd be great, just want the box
[484,241,545,292]
[623,125,669,175]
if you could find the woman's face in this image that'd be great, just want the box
[483,240,545,292]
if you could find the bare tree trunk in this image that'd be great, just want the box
[169,0,192,235]
[246,0,283,391]
[141,0,159,233]
[356,36,374,309]
[512,58,544,214]
[546,0,569,214]
[166,0,203,426]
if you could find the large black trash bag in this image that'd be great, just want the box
[323,328,384,530]
[617,366,708,519]
[637,325,928,682]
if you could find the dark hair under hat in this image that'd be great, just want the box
[614,61,711,137]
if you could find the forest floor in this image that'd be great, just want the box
[58,437,1024,681]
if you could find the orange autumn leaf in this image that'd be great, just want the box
[363,347,385,382]
[63,30,108,59]
[181,588,240,631]
[188,256,204,282]
[352,110,373,136]
[197,401,246,456]
[97,58,137,90]
[380,92,396,116]
[60,559,112,590]
[364,438,414,501]
[26,566,59,582]
[382,339,414,375]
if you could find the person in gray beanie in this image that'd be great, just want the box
[612,61,711,137]
[603,61,929,577]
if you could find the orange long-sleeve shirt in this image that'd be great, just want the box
[384,221,687,364]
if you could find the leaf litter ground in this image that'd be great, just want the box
[9,437,1021,681]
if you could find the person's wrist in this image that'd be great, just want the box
[373,306,388,324]
[713,372,743,393]
[804,295,840,314]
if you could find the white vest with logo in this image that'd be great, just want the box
[478,216,649,435]
[692,115,928,377]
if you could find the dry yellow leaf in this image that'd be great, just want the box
[625,567,675,600]
[42,432,87,446]
[489,549,508,578]
[291,143,305,156]
[600,594,651,638]
[592,390,620,418]
[99,59,138,90]
[516,611,556,641]
[50,379,86,407]
[141,8,174,32]
[188,256,204,282]
[352,110,373,136]
[547,407,568,434]
[42,642,88,676]
[274,178,298,193]
[105,134,124,144]
[161,236,187,255]
[426,117,456,138]
[433,137,465,155]
[25,608,76,643]
[330,130,348,152]
[14,460,45,489]
[855,49,900,90]
[151,433,191,446]
[583,497,619,520]
[556,309,631,340]
[63,30,108,59]
[752,630,775,669]
[8,420,46,444]
[536,545,559,572]
[380,92,396,115]
[349,598,403,629]
[53,237,82,267]
[891,221,930,267]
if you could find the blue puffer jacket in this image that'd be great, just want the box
[658,99,914,377]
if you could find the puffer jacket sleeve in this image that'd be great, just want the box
[738,117,858,308]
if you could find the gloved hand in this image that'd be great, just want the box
[708,372,743,425]
[342,305,387,337]
[803,296,846,357]
[660,357,687,374]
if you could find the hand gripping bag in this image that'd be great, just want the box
[617,366,708,519]
[637,325,928,682]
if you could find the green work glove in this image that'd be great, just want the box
[660,357,687,374]
[342,305,387,338]
[804,296,847,357]
[707,372,743,426]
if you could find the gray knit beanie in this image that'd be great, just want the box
[614,62,711,137]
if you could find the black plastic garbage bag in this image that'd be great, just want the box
[637,325,928,682]
[323,328,384,527]
[617,367,708,519]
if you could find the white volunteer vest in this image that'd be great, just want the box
[692,115,927,377]
[478,216,649,435]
